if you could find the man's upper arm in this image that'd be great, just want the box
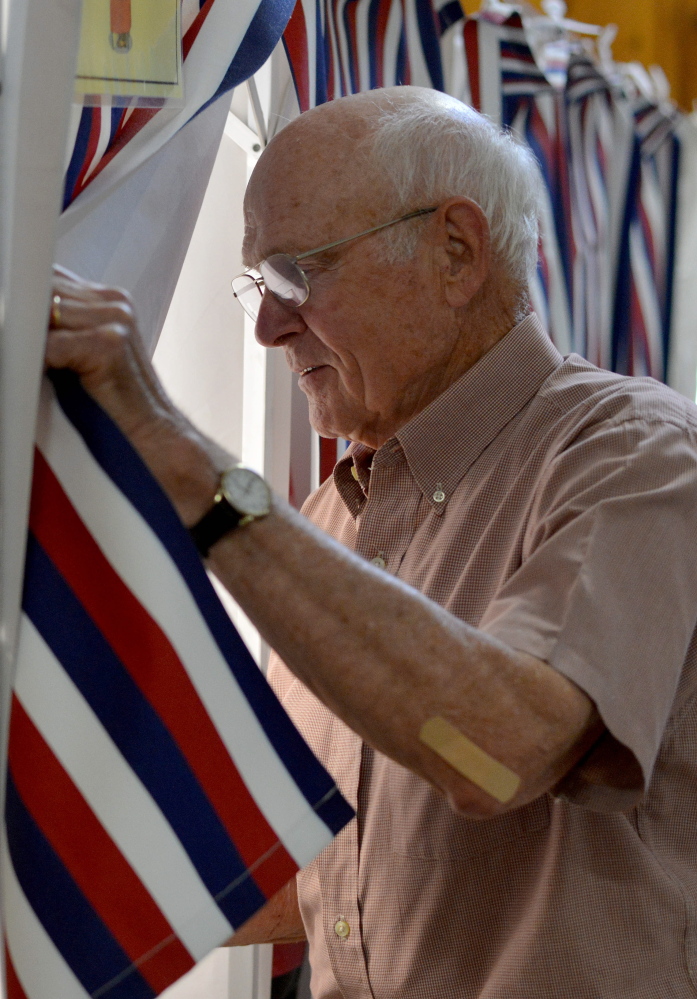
[479,414,697,810]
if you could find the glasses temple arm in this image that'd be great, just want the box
[293,207,437,262]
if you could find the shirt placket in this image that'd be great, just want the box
[319,447,423,999]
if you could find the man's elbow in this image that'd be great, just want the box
[444,773,542,819]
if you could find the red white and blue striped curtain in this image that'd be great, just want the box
[461,13,574,355]
[612,99,680,380]
[563,55,634,370]
[62,0,296,215]
[459,12,682,382]
[281,0,463,113]
[6,5,357,999]
[5,371,353,999]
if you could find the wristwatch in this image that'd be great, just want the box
[189,465,272,557]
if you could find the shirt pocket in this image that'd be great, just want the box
[387,763,551,861]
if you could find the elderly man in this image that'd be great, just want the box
[48,87,697,998]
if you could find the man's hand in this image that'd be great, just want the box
[46,267,601,819]
[47,266,224,525]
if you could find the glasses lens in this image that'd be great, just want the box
[259,254,309,307]
[231,272,263,321]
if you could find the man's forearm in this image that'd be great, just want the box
[208,496,599,817]
[226,879,306,947]
[42,273,597,817]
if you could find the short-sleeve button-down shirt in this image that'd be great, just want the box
[268,313,697,999]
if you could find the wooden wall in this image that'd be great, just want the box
[564,0,697,110]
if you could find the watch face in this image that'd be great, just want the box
[221,466,271,517]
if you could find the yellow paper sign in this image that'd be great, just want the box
[75,0,183,104]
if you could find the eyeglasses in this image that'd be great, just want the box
[231,206,437,322]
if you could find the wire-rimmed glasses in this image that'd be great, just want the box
[231,206,437,322]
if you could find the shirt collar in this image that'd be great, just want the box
[334,314,563,515]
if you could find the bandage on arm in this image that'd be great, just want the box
[419,716,521,804]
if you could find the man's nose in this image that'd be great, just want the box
[254,289,307,348]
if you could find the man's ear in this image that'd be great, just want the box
[435,197,492,309]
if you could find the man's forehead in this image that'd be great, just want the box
[242,184,333,265]
[242,143,380,265]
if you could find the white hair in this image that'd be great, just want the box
[367,94,544,289]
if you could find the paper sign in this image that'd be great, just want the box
[75,0,183,104]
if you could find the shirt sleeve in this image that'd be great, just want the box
[478,415,697,811]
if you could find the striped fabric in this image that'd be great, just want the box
[282,0,462,113]
[455,13,683,384]
[4,371,353,999]
[613,99,680,380]
[63,0,295,211]
[462,13,573,355]
[564,55,634,369]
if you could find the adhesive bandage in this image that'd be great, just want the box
[419,716,521,804]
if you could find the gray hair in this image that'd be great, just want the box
[367,94,544,289]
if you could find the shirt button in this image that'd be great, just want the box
[334,919,350,939]
[433,482,446,503]
[371,556,386,569]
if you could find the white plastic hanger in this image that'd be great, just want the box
[530,0,602,38]
[479,0,522,21]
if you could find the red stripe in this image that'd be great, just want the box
[272,941,306,978]
[375,0,391,88]
[5,948,29,999]
[283,2,311,111]
[464,19,480,111]
[529,103,552,166]
[344,2,359,92]
[29,450,298,895]
[8,697,194,992]
[71,109,102,201]
[399,0,411,85]
[319,438,337,484]
[639,200,657,279]
[81,108,159,191]
[183,0,215,59]
[629,278,646,377]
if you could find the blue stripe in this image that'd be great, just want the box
[5,773,154,999]
[22,533,268,927]
[437,0,463,32]
[342,2,358,94]
[612,138,642,374]
[415,0,444,91]
[662,133,680,381]
[48,370,354,836]
[63,109,93,211]
[109,107,123,146]
[395,21,407,86]
[196,0,296,118]
[314,0,328,106]
[368,0,381,90]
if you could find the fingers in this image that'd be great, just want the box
[47,268,174,420]
[45,323,131,374]
[52,265,132,309]
[49,292,134,332]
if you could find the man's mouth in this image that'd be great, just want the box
[300,366,322,376]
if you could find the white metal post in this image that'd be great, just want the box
[0,0,84,778]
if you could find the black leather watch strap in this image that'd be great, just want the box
[189,496,243,558]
